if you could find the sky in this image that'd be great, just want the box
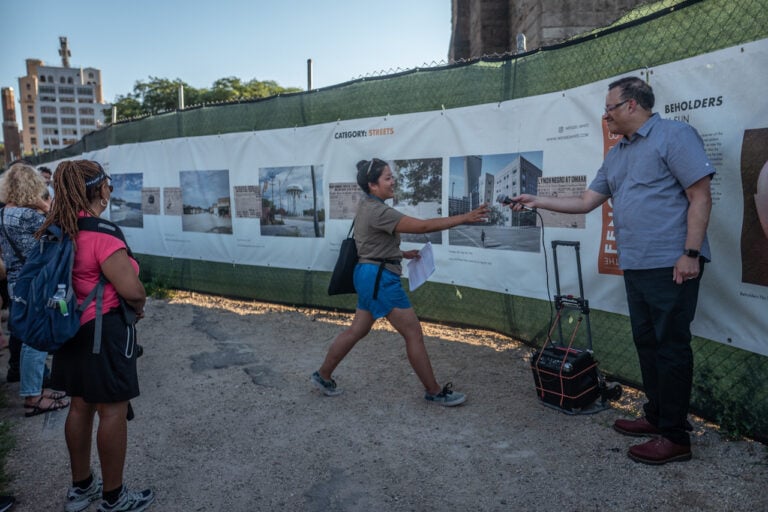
[0,0,452,143]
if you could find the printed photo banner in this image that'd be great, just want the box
[66,40,767,356]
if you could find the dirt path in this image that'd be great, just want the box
[1,292,766,511]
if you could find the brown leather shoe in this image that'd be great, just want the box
[628,437,692,465]
[613,417,661,437]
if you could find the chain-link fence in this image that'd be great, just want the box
[26,0,768,441]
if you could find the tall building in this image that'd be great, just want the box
[2,87,22,165]
[18,37,108,154]
[492,155,542,201]
[493,155,542,227]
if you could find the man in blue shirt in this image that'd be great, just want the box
[511,76,714,465]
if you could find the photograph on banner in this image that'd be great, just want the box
[535,175,587,228]
[233,185,262,219]
[328,182,365,220]
[180,169,233,234]
[110,172,143,228]
[164,187,182,216]
[447,152,542,252]
[259,165,324,238]
[597,116,624,275]
[141,187,160,215]
[740,128,768,287]
[644,40,768,355]
[391,158,443,245]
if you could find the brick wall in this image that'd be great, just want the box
[450,0,647,60]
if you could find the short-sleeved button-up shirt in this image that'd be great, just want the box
[589,113,715,270]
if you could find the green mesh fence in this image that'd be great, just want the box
[27,0,768,441]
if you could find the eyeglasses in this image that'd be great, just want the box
[604,99,629,114]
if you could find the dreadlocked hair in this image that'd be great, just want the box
[36,160,104,241]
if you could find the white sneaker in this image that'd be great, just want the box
[65,476,102,512]
[97,487,154,512]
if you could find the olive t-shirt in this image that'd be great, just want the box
[354,196,405,275]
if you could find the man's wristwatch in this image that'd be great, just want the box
[683,248,700,258]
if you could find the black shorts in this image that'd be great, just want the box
[51,310,140,403]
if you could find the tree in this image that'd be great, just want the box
[487,205,506,225]
[110,76,302,121]
[204,77,244,103]
[104,95,142,120]
[393,158,442,205]
[137,77,198,113]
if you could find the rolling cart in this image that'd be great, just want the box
[530,240,621,414]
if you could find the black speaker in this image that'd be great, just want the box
[530,345,600,411]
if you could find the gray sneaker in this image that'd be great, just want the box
[97,487,154,512]
[311,371,342,396]
[65,477,102,512]
[425,382,466,407]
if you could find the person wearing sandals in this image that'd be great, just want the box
[0,163,70,416]
[312,158,489,406]
[42,160,154,512]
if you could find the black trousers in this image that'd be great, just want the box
[623,263,704,446]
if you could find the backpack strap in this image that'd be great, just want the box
[75,217,135,354]
[77,217,134,258]
[76,275,107,354]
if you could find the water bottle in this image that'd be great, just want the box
[52,284,69,317]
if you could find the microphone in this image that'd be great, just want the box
[496,194,519,206]
[496,194,531,210]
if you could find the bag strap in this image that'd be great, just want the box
[75,217,135,354]
[75,275,107,354]
[369,258,402,300]
[346,219,355,239]
[0,208,27,264]
[77,217,134,258]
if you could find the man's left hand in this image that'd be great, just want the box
[673,255,700,284]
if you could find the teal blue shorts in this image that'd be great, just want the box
[354,263,411,319]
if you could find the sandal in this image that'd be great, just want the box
[43,389,67,400]
[24,395,70,417]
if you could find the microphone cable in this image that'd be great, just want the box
[496,198,555,344]
[502,200,555,334]
[532,208,555,336]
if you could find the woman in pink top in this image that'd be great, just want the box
[41,160,155,512]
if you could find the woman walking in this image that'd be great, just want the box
[312,158,489,405]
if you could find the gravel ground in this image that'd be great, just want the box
[1,291,766,512]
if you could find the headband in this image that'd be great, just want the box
[84,162,109,188]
